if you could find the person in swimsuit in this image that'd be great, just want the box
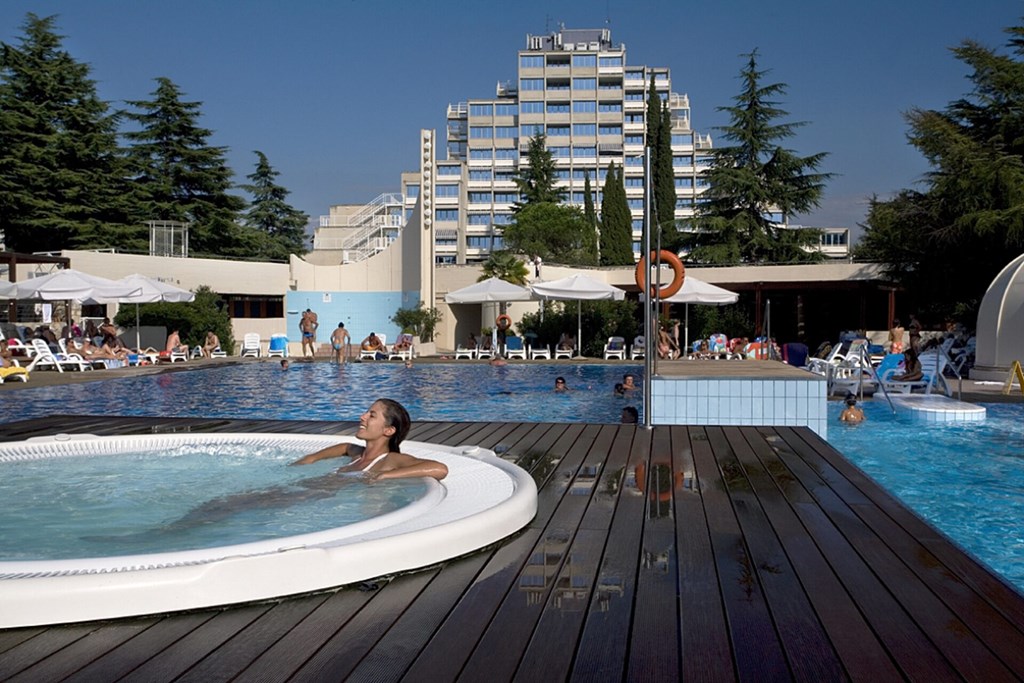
[300,308,319,358]
[330,322,351,364]
[291,399,448,481]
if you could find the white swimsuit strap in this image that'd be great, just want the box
[361,452,390,472]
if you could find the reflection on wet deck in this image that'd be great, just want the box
[3,415,1024,681]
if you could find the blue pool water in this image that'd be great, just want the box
[0,362,644,425]
[827,401,1024,593]
[0,442,428,560]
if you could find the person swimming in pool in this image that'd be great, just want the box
[839,394,865,423]
[291,398,448,481]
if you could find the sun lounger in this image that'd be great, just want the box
[530,344,552,360]
[25,339,92,373]
[604,336,626,360]
[879,350,950,395]
[0,361,29,383]
[505,336,526,360]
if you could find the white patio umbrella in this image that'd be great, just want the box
[108,274,195,350]
[446,277,534,351]
[644,275,739,350]
[531,274,625,355]
[13,269,141,303]
[0,280,16,299]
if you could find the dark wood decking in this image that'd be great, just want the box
[2,415,1024,682]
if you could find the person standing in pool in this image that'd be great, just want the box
[300,308,319,358]
[331,322,351,364]
[292,399,448,481]
[839,394,865,423]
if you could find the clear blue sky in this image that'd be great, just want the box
[2,1,1020,239]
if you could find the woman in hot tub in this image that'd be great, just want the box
[292,398,448,481]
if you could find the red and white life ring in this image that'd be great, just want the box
[495,314,512,331]
[635,250,685,299]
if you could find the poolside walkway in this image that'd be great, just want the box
[3,414,1024,681]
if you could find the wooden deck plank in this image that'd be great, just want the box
[569,426,651,682]
[175,593,334,683]
[627,424,683,681]
[738,427,902,681]
[716,426,845,681]
[670,426,736,681]
[690,426,791,680]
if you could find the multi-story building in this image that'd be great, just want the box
[436,26,713,265]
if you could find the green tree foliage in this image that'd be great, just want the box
[655,103,678,247]
[513,132,564,207]
[599,162,634,265]
[391,302,442,341]
[123,77,247,257]
[503,201,594,265]
[518,299,638,357]
[239,150,309,260]
[858,21,1024,322]
[582,171,599,263]
[683,50,831,264]
[113,284,233,352]
[0,14,136,252]
[479,251,530,285]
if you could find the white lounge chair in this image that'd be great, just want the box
[240,333,262,358]
[604,336,626,360]
[359,334,387,360]
[454,344,476,360]
[505,336,527,360]
[475,343,494,360]
[880,350,950,395]
[553,345,573,360]
[0,358,29,383]
[630,336,645,360]
[25,338,91,373]
[530,344,551,360]
[389,334,415,361]
[210,347,227,359]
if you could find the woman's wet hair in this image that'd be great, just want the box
[376,398,411,452]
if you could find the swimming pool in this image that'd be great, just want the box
[827,401,1024,593]
[0,362,644,425]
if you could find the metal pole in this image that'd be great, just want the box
[643,147,653,429]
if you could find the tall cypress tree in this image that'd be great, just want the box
[123,77,246,257]
[0,13,134,252]
[655,103,678,247]
[600,162,634,265]
[240,150,309,259]
[582,171,599,264]
[644,74,663,231]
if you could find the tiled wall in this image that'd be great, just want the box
[651,376,829,439]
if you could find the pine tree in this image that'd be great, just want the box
[513,131,564,207]
[0,13,135,252]
[599,162,634,265]
[240,150,309,260]
[684,50,831,265]
[123,77,246,257]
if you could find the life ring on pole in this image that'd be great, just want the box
[635,250,685,299]
[495,314,512,331]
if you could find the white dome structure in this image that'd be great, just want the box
[971,253,1024,381]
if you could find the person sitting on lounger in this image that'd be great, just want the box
[557,332,575,351]
[892,347,923,382]
[360,332,387,360]
[291,399,448,481]
[83,337,127,361]
[165,329,188,355]
[202,331,220,358]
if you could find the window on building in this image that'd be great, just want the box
[625,69,645,80]
[554,168,571,179]
[493,192,519,203]
[405,184,420,197]
[598,102,623,113]
[229,296,284,319]
[627,198,644,209]
[572,100,596,113]
[624,91,645,101]
[495,126,518,139]
[599,124,622,136]
[572,54,597,67]
[625,134,644,145]
[625,114,644,124]
[695,156,714,167]
[549,146,571,157]
[435,236,457,246]
[625,155,643,166]
[573,77,596,90]
[469,213,492,225]
[573,145,597,157]
[470,126,492,139]
[468,191,491,203]
[675,177,693,188]
[494,148,519,161]
[547,124,570,136]
[521,123,544,137]
[624,176,644,187]
[470,103,493,117]
[546,79,571,91]
[493,213,513,224]
[676,197,694,208]
[436,255,456,264]
[632,219,644,230]
[494,103,518,117]
[494,170,516,181]
[520,55,544,68]
[674,155,694,165]
[599,56,623,67]
[466,235,495,248]
[573,123,597,136]
[520,101,544,114]
[546,102,570,113]
[470,149,492,160]
[435,209,459,221]
[520,78,544,91]
[672,134,692,146]
[435,184,459,197]
[438,165,461,176]
[599,80,622,90]
[468,170,492,181]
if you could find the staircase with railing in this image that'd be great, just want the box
[315,193,406,262]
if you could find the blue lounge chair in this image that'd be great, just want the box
[505,335,526,360]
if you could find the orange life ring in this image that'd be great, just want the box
[635,250,685,299]
[495,314,512,331]
[635,462,684,502]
